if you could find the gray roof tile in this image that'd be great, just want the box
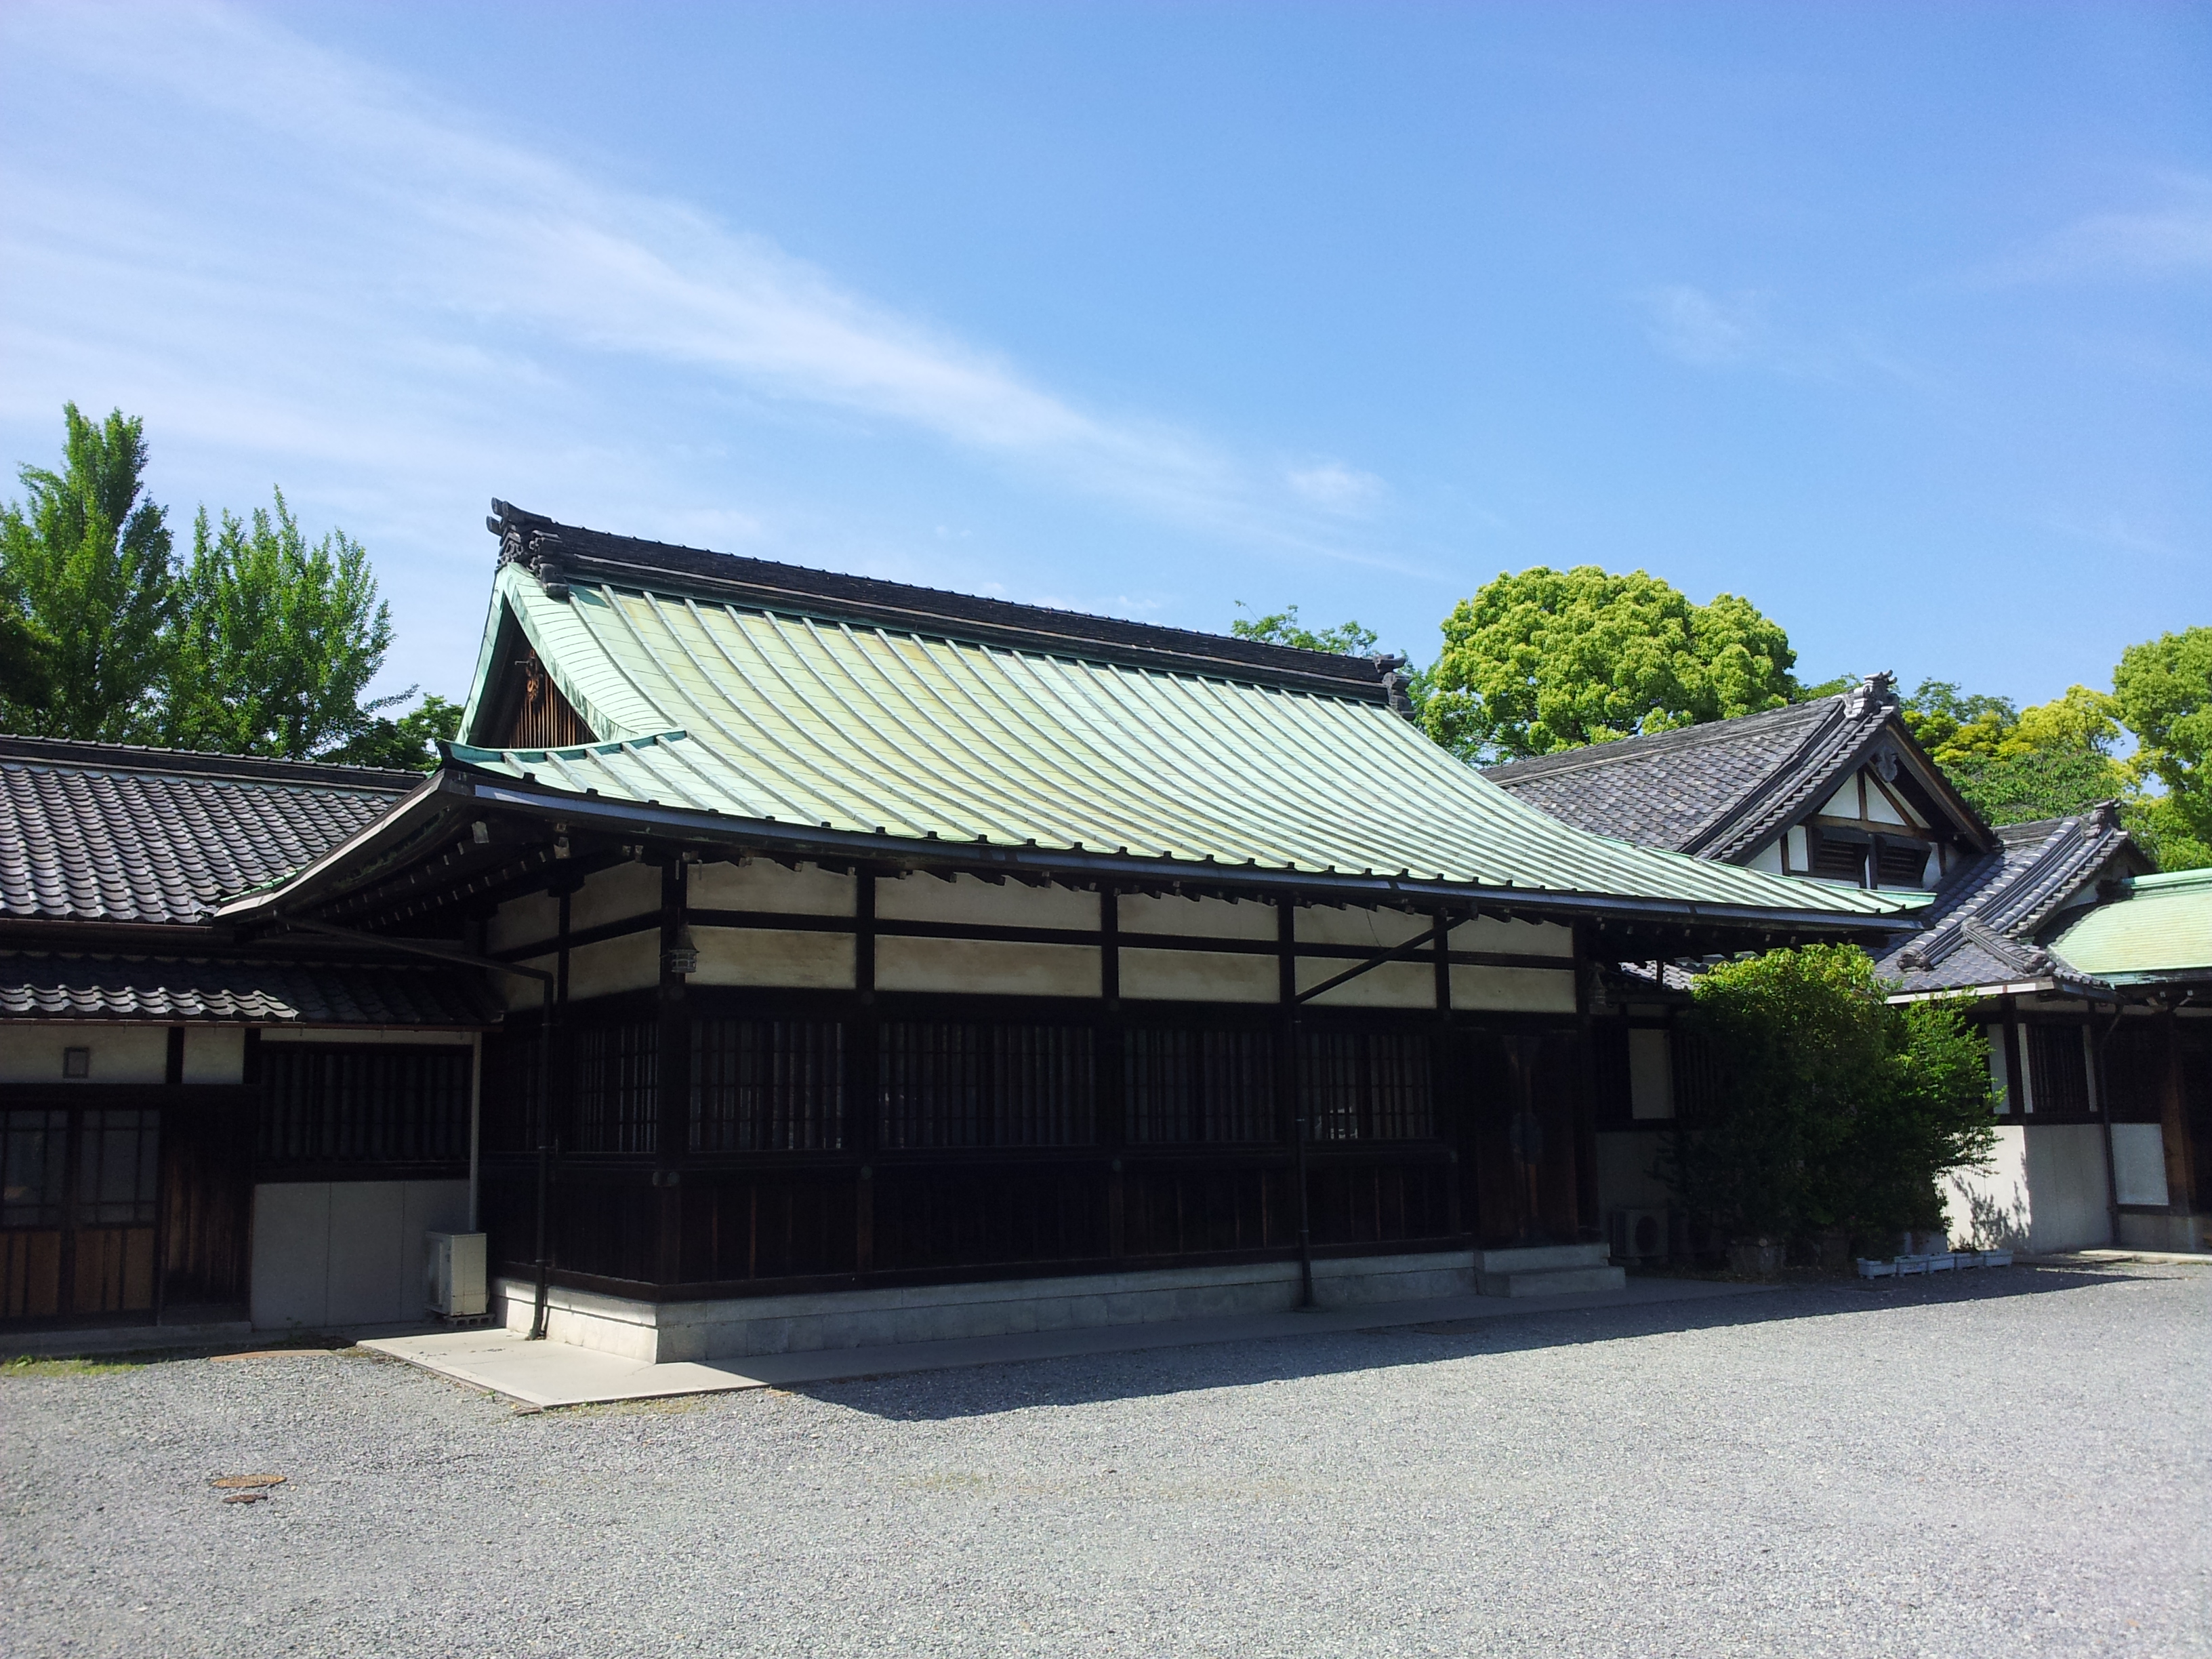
[0,951,497,1025]
[0,737,417,924]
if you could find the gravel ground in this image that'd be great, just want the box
[3,1260,2207,1659]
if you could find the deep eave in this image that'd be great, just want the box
[213,764,1923,945]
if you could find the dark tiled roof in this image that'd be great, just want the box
[1480,676,1963,862]
[0,951,497,1025]
[1875,807,2140,996]
[0,737,419,924]
[489,500,1405,703]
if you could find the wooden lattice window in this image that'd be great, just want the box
[258,1046,472,1166]
[1126,1027,1277,1144]
[877,1022,1097,1149]
[508,649,591,749]
[2026,1024,2092,1118]
[572,1021,658,1154]
[1300,1031,1434,1141]
[691,1019,846,1153]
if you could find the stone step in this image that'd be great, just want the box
[1476,1265,1628,1298]
[1471,1242,1614,1275]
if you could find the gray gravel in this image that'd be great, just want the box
[4,1260,2207,1658]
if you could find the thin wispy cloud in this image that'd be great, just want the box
[0,1,1389,562]
[1990,176,2212,285]
[1285,461,1386,513]
[1639,285,1763,368]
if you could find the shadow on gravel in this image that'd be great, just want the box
[809,1263,2160,1421]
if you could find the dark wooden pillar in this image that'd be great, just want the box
[1570,922,1601,1242]
[853,866,878,1274]
[655,857,691,1287]
[2163,1010,2198,1219]
[1101,882,1126,1260]
[2001,996,2026,1115]
[1432,908,1460,1235]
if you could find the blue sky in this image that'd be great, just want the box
[2,3,2206,714]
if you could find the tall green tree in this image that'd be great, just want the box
[327,693,464,771]
[160,489,399,759]
[1902,678,2131,827]
[1663,945,1995,1253]
[0,405,174,740]
[1230,602,1381,657]
[2113,627,2212,871]
[1418,566,1797,762]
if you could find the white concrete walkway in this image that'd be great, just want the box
[363,1276,1781,1408]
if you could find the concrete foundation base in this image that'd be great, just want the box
[1473,1243,1627,1297]
[2117,1211,2211,1253]
[495,1250,1497,1365]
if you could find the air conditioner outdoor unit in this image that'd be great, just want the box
[426,1231,488,1319]
[1610,1208,1668,1263]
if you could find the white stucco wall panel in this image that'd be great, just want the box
[689,859,855,916]
[1296,906,1433,949]
[566,933,661,1003]
[570,860,663,933]
[1118,948,1278,1004]
[1296,957,1433,1008]
[876,937,1101,998]
[876,872,1101,931]
[487,890,558,954]
[251,1179,470,1330]
[691,926,856,990]
[1448,916,1576,959]
[1117,893,1277,941]
[2110,1123,2170,1206]
[1450,966,1577,1013]
[0,1026,167,1084]
[1944,1123,2111,1252]
[181,1027,245,1082]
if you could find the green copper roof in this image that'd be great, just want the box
[2048,867,2212,982]
[451,562,1919,922]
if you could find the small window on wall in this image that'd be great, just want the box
[1873,842,1931,888]
[2026,1024,2091,1118]
[1628,1029,1675,1120]
[1809,834,1867,884]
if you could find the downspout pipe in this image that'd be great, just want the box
[275,916,558,1340]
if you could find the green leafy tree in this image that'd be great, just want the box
[327,694,464,771]
[0,405,174,740]
[1230,602,1380,656]
[1904,679,2130,828]
[2113,627,2212,871]
[1663,945,1995,1254]
[160,489,399,759]
[1419,566,1796,762]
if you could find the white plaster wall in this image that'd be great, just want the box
[1296,956,1433,1008]
[181,1027,244,1082]
[1450,966,1577,1012]
[1448,916,1576,959]
[1117,893,1277,941]
[1944,1124,2112,1252]
[876,937,1100,998]
[877,872,1100,930]
[249,1179,470,1330]
[1296,905,1433,949]
[2110,1123,2170,1206]
[691,926,855,990]
[1119,947,1277,1003]
[690,859,854,916]
[499,953,558,1011]
[1594,1131,1673,1214]
[0,1025,168,1083]
[1629,1029,1675,1119]
[571,860,663,933]
[566,932,661,1002]
[486,890,559,953]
